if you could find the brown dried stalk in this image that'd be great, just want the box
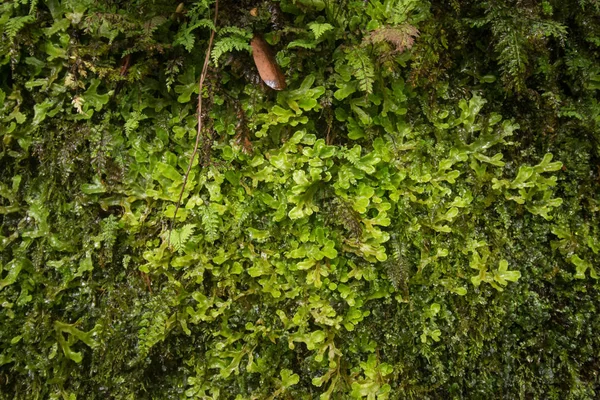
[169,0,219,246]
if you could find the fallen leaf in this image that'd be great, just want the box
[251,34,286,90]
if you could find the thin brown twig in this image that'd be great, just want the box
[169,0,219,246]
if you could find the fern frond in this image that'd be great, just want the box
[334,198,363,239]
[201,205,219,243]
[135,288,176,361]
[100,215,119,253]
[474,5,558,93]
[174,18,216,52]
[4,15,35,40]
[386,235,410,300]
[211,33,252,66]
[143,16,168,36]
[346,48,375,94]
[231,202,251,235]
[493,20,528,93]
[391,0,421,24]
[308,22,334,39]
[531,20,567,40]
[365,24,419,53]
[287,39,317,49]
[124,111,147,135]
[344,145,362,166]
[171,223,196,252]
[29,0,39,15]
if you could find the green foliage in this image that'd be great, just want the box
[468,1,569,94]
[173,1,216,52]
[1,0,599,399]
[364,24,420,53]
[211,26,252,66]
[308,21,334,39]
[3,14,35,40]
[170,224,196,252]
[346,47,376,94]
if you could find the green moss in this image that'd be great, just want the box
[1,0,598,398]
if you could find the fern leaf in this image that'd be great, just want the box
[532,20,567,40]
[124,111,145,135]
[334,197,363,239]
[287,39,317,49]
[135,288,176,362]
[231,202,251,235]
[391,0,421,24]
[346,48,375,94]
[171,224,196,252]
[365,24,419,53]
[173,19,216,52]
[179,224,195,243]
[5,15,35,40]
[308,22,334,39]
[476,5,548,93]
[344,145,362,165]
[201,206,219,243]
[494,21,528,93]
[386,235,410,300]
[29,0,39,14]
[211,35,252,66]
[177,34,196,53]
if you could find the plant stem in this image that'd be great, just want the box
[169,0,219,247]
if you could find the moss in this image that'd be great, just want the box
[1,0,598,398]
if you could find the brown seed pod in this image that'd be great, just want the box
[250,34,286,90]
